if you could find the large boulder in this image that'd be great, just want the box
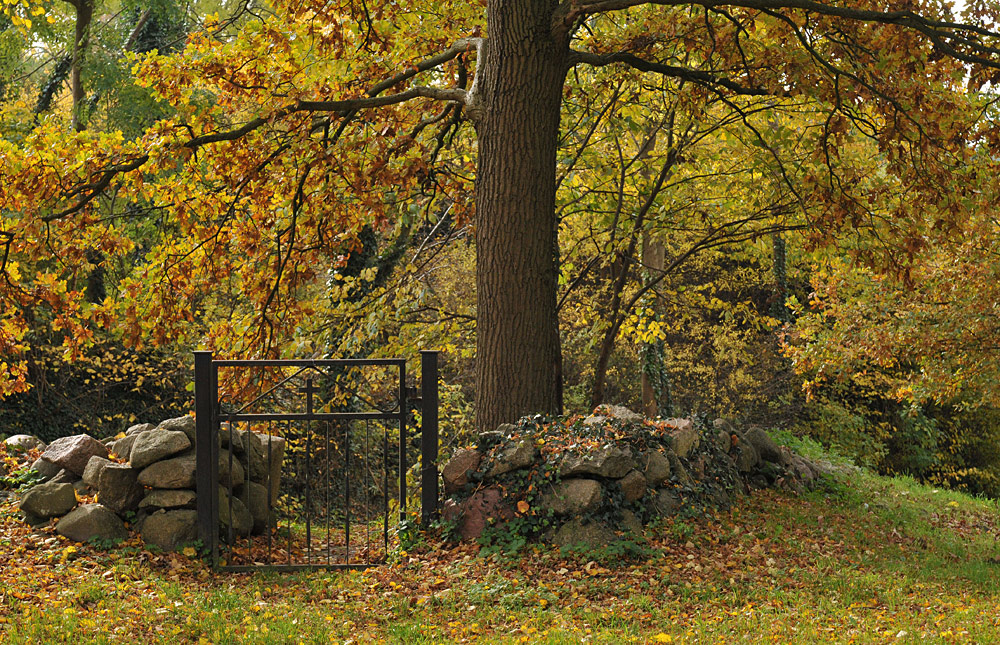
[442,449,482,494]
[651,488,683,516]
[638,450,671,485]
[258,434,285,505]
[129,430,191,469]
[4,434,46,452]
[19,481,77,519]
[218,450,246,488]
[540,478,602,516]
[551,518,616,548]
[49,469,81,485]
[560,445,633,479]
[224,427,268,482]
[441,487,510,540]
[138,453,197,489]
[234,481,273,535]
[744,428,783,464]
[30,458,63,483]
[41,435,109,476]
[97,463,144,515]
[486,439,537,477]
[666,418,699,458]
[109,434,139,461]
[56,504,128,543]
[218,487,252,538]
[82,456,113,490]
[157,416,196,444]
[618,470,646,503]
[141,509,198,551]
[139,489,197,511]
[125,423,156,437]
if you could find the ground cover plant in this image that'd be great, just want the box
[4,439,1000,643]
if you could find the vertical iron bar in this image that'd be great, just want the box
[383,423,389,558]
[398,361,407,524]
[287,420,292,566]
[267,421,273,565]
[345,418,351,564]
[420,350,440,524]
[227,416,235,560]
[326,420,331,566]
[194,351,218,565]
[366,419,370,563]
[305,388,312,567]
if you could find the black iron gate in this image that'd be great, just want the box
[193,351,439,571]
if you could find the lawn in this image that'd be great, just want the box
[3,450,1000,644]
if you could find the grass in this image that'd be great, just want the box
[3,446,1000,643]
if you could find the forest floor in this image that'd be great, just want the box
[3,438,1000,644]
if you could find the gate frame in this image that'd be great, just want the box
[193,350,439,569]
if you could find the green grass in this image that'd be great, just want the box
[4,444,1000,643]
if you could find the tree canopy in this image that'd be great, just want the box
[2,0,1000,431]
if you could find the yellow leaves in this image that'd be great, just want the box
[651,634,673,643]
[516,500,530,514]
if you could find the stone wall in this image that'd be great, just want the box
[3,417,284,551]
[440,406,832,548]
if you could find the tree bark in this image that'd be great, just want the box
[70,0,95,132]
[473,0,567,432]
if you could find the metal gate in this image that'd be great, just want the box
[193,351,439,571]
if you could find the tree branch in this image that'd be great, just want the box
[569,49,772,95]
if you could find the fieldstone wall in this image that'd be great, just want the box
[441,406,832,548]
[3,417,285,551]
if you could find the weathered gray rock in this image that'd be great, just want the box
[541,478,602,516]
[125,422,156,437]
[138,453,197,489]
[666,452,693,486]
[442,449,482,493]
[30,458,62,482]
[157,416,196,444]
[561,445,633,479]
[734,441,760,473]
[603,405,645,423]
[652,488,683,516]
[218,487,252,538]
[551,518,616,548]
[258,434,285,505]
[139,489,197,511]
[639,450,671,485]
[82,456,113,490]
[714,427,731,453]
[98,463,144,515]
[49,469,81,485]
[57,504,128,543]
[620,510,643,534]
[218,450,247,488]
[225,427,267,482]
[21,511,48,528]
[744,428,782,464]
[618,470,646,503]
[109,434,139,461]
[141,509,198,551]
[41,434,109,476]
[4,434,45,452]
[129,430,191,469]
[235,481,273,535]
[790,457,816,484]
[19,481,77,518]
[487,440,537,477]
[666,418,699,458]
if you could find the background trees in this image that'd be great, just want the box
[1,0,1000,470]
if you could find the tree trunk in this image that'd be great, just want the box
[473,0,567,432]
[70,0,94,132]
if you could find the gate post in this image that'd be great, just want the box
[420,350,440,523]
[194,351,218,560]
